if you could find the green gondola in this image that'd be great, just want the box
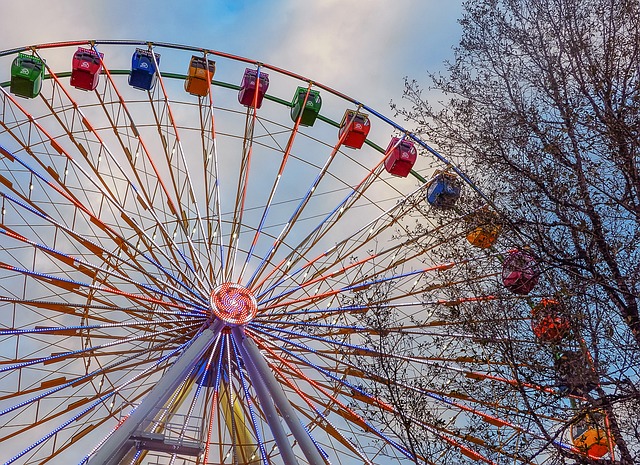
[10,53,46,99]
[290,86,321,126]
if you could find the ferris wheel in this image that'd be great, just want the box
[0,40,614,465]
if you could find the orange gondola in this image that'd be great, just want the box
[572,410,610,459]
[466,206,502,248]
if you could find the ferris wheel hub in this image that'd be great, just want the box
[210,283,258,325]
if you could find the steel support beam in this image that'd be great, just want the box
[232,327,301,465]
[89,322,223,465]
[234,328,326,465]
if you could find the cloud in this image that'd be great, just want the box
[1,0,462,116]
[232,0,463,117]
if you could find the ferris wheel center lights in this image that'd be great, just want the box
[384,137,417,177]
[239,68,270,109]
[71,47,104,91]
[210,283,258,325]
[130,48,161,91]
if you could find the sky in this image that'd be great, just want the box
[0,0,463,126]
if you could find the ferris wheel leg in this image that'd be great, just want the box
[233,327,327,465]
[232,329,301,465]
[87,321,224,465]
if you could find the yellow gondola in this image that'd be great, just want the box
[465,206,502,248]
[572,410,610,459]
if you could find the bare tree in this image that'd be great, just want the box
[398,0,640,346]
[393,0,640,462]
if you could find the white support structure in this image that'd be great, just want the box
[88,322,223,465]
[232,327,301,465]
[234,328,327,465]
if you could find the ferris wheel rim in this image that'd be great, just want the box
[0,41,592,463]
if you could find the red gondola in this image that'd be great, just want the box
[384,137,417,177]
[531,299,571,343]
[71,47,103,91]
[338,109,370,149]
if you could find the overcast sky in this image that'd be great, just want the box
[0,0,463,124]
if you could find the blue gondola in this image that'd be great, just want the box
[426,171,461,209]
[129,48,160,91]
